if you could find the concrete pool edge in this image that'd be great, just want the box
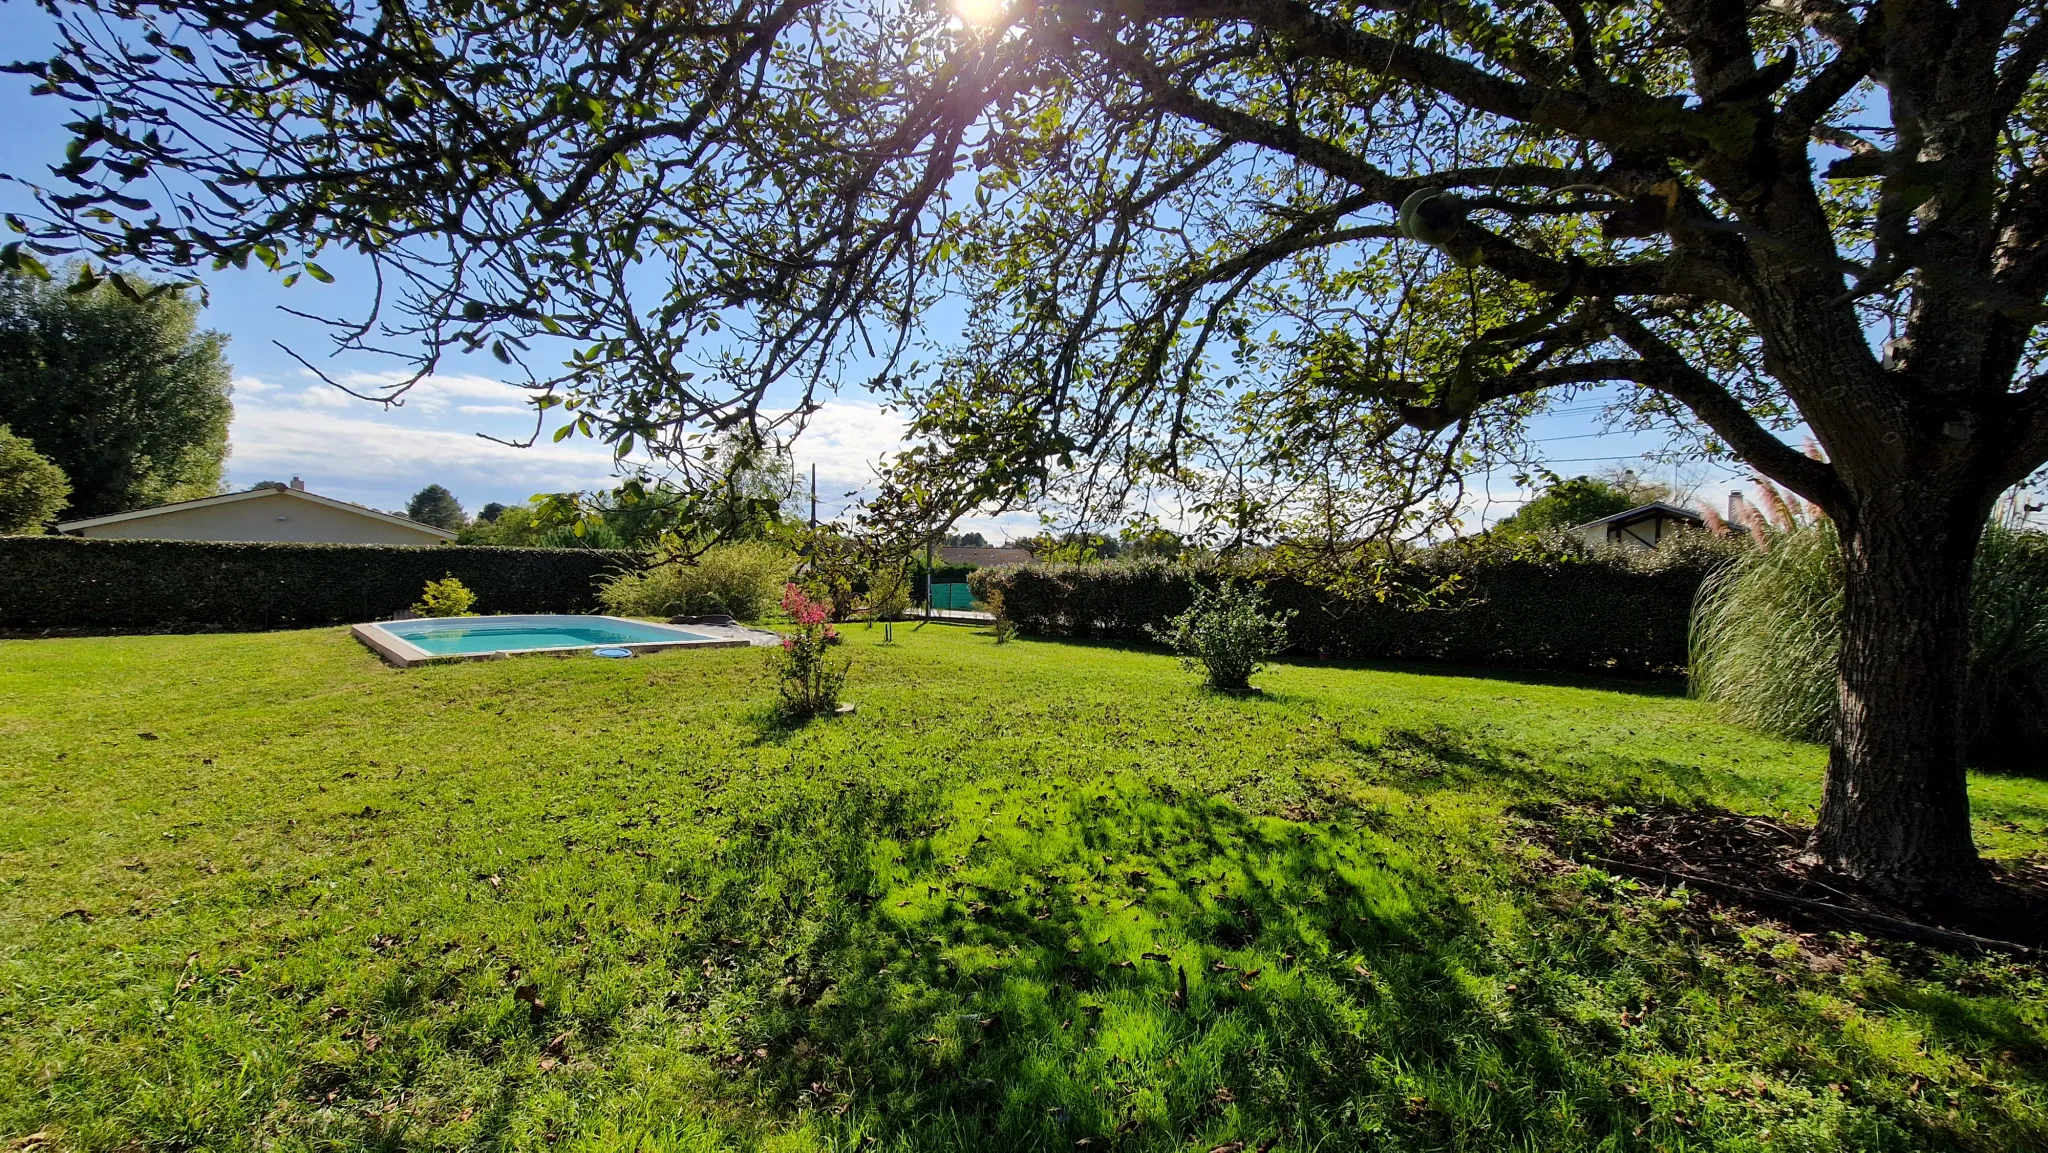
[351,615,764,668]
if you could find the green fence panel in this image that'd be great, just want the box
[930,582,977,610]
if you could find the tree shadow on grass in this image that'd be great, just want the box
[661,779,1664,1151]
[739,701,851,747]
[1008,633,1689,700]
[1272,654,1690,698]
[1332,724,1717,809]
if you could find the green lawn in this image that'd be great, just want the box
[1,626,2044,1152]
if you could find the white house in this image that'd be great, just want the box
[56,479,456,546]
[1573,502,1705,551]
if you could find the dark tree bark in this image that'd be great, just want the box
[1816,485,1995,897]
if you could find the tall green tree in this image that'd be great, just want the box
[0,269,231,518]
[1495,476,1659,538]
[0,424,71,534]
[404,484,466,531]
[13,0,2048,898]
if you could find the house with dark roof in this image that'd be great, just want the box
[1572,502,1704,551]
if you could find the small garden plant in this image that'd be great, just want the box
[985,587,1015,644]
[769,582,847,715]
[1154,580,1293,693]
[411,574,476,617]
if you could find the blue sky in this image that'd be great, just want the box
[0,1,1747,534]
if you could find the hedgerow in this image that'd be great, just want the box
[0,536,633,630]
[970,536,1736,677]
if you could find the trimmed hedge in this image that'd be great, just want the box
[970,550,1724,677]
[0,536,636,630]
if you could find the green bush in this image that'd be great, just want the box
[412,574,477,617]
[598,540,793,620]
[1690,503,2048,768]
[0,425,70,534]
[0,537,630,629]
[985,587,1015,644]
[1153,581,1293,692]
[970,541,1727,677]
[1966,526,2048,768]
[863,563,912,621]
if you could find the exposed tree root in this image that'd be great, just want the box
[1520,802,2048,956]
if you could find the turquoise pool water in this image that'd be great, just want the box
[381,616,714,656]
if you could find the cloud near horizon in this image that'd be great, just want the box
[223,372,1000,527]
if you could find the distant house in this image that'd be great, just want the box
[57,478,455,546]
[936,545,1034,567]
[1573,502,1704,550]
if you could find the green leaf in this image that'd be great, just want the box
[304,262,334,283]
[552,423,575,442]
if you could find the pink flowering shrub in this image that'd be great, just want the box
[770,583,848,715]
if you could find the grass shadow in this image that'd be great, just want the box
[1272,653,1690,698]
[740,702,850,747]
[658,778,1663,1151]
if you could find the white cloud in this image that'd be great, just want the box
[227,400,624,509]
[225,384,928,521]
[250,369,543,414]
[787,401,908,495]
[295,384,357,409]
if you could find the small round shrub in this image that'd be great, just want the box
[413,574,478,617]
[1153,580,1294,693]
[986,587,1015,644]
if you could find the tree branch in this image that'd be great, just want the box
[1072,0,1712,155]
[1080,27,1689,298]
[1602,309,1846,506]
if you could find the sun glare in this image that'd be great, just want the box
[952,0,1005,27]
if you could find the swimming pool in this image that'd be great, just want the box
[352,614,750,666]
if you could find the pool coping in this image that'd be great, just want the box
[351,614,757,668]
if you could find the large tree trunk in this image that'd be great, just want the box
[1810,495,1991,900]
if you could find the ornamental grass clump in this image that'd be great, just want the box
[1688,487,1841,741]
[1690,481,2048,768]
[1154,580,1294,693]
[770,583,847,716]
